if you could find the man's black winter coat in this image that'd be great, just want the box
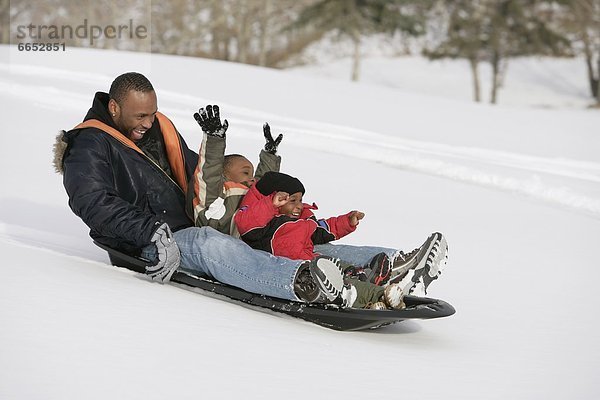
[60,92,198,255]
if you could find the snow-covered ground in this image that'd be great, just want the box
[1,45,599,399]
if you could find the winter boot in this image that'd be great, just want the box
[388,232,448,295]
[365,252,392,286]
[294,256,345,304]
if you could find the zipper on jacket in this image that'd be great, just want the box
[139,149,185,195]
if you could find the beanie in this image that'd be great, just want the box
[255,171,305,196]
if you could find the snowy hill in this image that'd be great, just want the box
[1,45,599,399]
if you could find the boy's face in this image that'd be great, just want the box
[279,192,304,218]
[224,157,255,186]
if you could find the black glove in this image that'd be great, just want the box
[263,123,283,154]
[145,223,180,283]
[194,105,229,138]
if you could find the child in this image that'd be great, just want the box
[235,171,364,260]
[190,106,447,308]
[234,171,410,310]
[187,105,282,237]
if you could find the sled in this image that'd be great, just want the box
[94,241,456,331]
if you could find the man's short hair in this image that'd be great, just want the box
[109,72,154,104]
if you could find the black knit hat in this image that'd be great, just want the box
[255,171,305,196]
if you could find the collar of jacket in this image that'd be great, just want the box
[73,112,188,193]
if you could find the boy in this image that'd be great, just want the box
[235,171,364,261]
[234,171,413,310]
[190,105,447,308]
[187,105,282,237]
[232,172,432,289]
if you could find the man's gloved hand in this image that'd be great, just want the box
[145,223,180,283]
[193,105,229,138]
[263,123,283,154]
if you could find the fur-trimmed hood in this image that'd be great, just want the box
[53,91,116,175]
[52,130,68,174]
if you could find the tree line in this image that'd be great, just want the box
[2,0,598,105]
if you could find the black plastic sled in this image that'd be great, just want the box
[94,241,456,331]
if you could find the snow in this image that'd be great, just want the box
[1,45,599,399]
[289,54,592,109]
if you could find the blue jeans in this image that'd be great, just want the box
[144,226,303,300]
[314,243,395,265]
[143,227,397,301]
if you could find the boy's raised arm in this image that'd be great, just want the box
[255,123,282,180]
[189,105,228,226]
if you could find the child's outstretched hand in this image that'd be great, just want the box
[348,211,365,226]
[193,105,228,138]
[263,123,283,155]
[273,192,290,208]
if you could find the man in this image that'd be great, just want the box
[54,72,447,307]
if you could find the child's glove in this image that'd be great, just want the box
[263,123,283,154]
[194,105,229,138]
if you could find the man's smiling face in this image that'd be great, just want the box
[109,89,158,141]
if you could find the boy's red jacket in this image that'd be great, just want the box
[234,184,357,260]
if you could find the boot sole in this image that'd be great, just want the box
[311,258,344,302]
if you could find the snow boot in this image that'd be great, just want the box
[387,232,448,295]
[294,258,403,309]
[294,256,345,304]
